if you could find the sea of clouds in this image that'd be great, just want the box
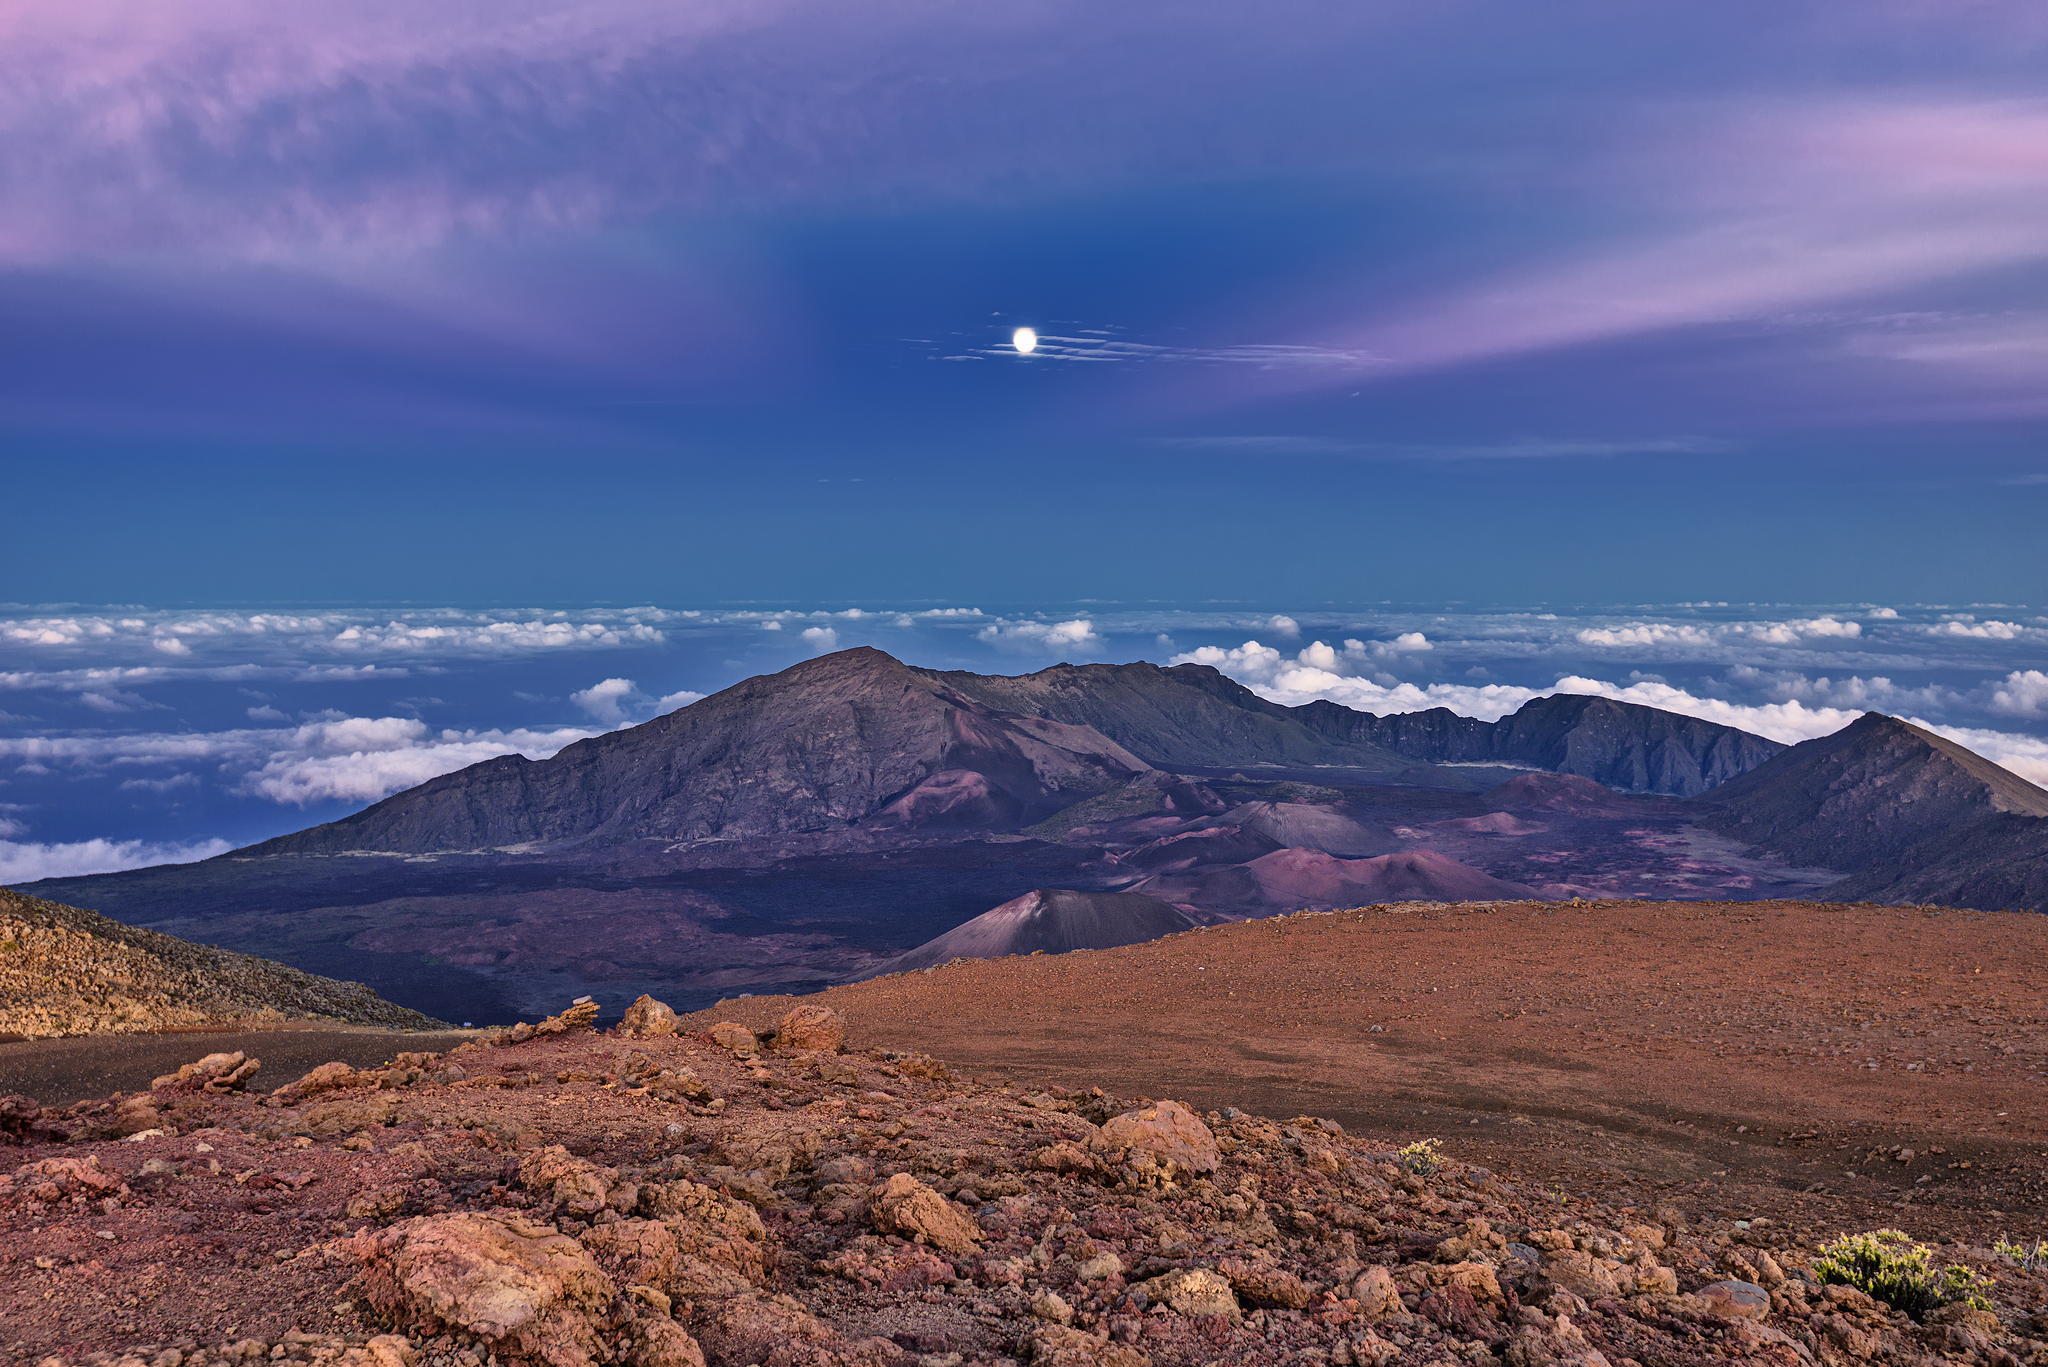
[1,601,2043,882]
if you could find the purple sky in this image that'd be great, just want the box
[0,0,2043,604]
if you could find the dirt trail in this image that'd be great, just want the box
[693,898,2048,1244]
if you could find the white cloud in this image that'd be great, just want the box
[570,677,641,726]
[0,836,233,885]
[1720,665,1957,714]
[799,626,840,652]
[975,617,1104,653]
[1926,619,2028,640]
[1574,616,1859,650]
[1990,670,2048,718]
[653,689,705,712]
[570,677,704,725]
[1575,622,1717,649]
[330,619,664,653]
[1267,615,1301,638]
[244,720,593,805]
[1867,606,1900,619]
[761,620,784,631]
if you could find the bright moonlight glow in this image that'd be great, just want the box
[1011,327,1038,355]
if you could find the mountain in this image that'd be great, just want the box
[249,648,1152,855]
[880,888,1198,972]
[244,651,1786,857]
[0,888,442,1038]
[929,659,1414,772]
[1135,846,1545,916]
[1701,712,2048,869]
[1298,693,1784,795]
[23,649,1853,1021]
[1699,711,2048,911]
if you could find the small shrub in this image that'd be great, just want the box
[1994,1237,2048,1272]
[1396,1137,1443,1176]
[1812,1229,1993,1321]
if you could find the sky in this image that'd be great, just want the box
[0,0,2043,606]
[1,3,2046,877]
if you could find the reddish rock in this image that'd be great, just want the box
[706,1021,761,1058]
[151,1050,260,1093]
[1695,1279,1770,1320]
[870,1171,982,1254]
[619,994,682,1038]
[354,1212,615,1367]
[774,1003,846,1052]
[1089,1100,1221,1181]
[518,1145,616,1217]
[1137,1267,1241,1318]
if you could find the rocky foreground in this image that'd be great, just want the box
[0,890,444,1040]
[3,999,2044,1367]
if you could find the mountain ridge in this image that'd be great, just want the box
[1298,691,1785,795]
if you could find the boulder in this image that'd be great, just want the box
[152,1050,260,1093]
[1694,1279,1770,1320]
[1028,1324,1153,1366]
[535,998,601,1035]
[1087,1100,1220,1182]
[1136,1267,1241,1318]
[638,1178,769,1294]
[1539,1249,1625,1301]
[870,1172,983,1254]
[619,995,681,1038]
[1219,1257,1314,1309]
[706,1022,762,1058]
[354,1212,615,1367]
[1350,1265,1402,1318]
[774,1003,846,1052]
[517,1145,616,1217]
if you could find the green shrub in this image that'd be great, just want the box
[1994,1237,2048,1272]
[1395,1137,1443,1176]
[1812,1229,1993,1320]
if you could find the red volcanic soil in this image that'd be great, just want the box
[8,996,2047,1367]
[703,899,2048,1246]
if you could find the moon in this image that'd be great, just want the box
[1011,327,1038,355]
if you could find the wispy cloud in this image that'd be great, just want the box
[1153,435,1732,460]
[1204,98,2048,417]
[942,331,1382,368]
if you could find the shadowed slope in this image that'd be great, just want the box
[879,888,1198,972]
